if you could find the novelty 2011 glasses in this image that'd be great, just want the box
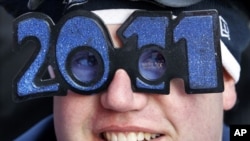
[13,9,223,101]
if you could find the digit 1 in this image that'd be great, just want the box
[54,10,112,93]
[174,10,221,91]
[118,11,171,93]
[14,13,59,98]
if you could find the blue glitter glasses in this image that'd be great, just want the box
[13,9,223,101]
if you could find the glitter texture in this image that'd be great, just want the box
[122,15,169,91]
[16,11,221,97]
[174,16,218,89]
[123,16,169,48]
[136,78,165,90]
[17,18,59,96]
[56,16,110,91]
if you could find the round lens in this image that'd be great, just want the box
[139,49,166,81]
[70,50,102,84]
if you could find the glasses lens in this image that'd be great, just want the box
[70,50,101,83]
[139,49,166,81]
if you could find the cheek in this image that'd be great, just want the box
[53,91,98,140]
[170,94,223,120]
[156,92,224,140]
[163,79,224,123]
[182,95,223,140]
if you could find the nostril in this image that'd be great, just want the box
[100,92,134,112]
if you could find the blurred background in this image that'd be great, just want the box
[0,0,250,140]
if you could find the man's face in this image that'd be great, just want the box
[53,23,229,141]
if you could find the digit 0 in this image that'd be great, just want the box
[54,10,112,94]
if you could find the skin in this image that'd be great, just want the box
[53,24,237,141]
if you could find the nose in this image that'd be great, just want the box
[100,69,148,112]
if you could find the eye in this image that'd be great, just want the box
[139,49,167,81]
[75,53,97,67]
[69,50,102,83]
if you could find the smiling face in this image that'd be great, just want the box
[53,23,236,141]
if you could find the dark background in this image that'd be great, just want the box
[0,0,250,140]
[0,1,62,140]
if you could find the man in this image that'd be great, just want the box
[11,0,250,140]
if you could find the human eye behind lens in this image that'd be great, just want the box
[139,49,167,81]
[70,51,99,83]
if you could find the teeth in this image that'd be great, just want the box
[127,133,136,141]
[103,132,161,141]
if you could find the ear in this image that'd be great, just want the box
[222,70,237,110]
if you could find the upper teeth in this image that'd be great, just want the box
[103,132,161,141]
